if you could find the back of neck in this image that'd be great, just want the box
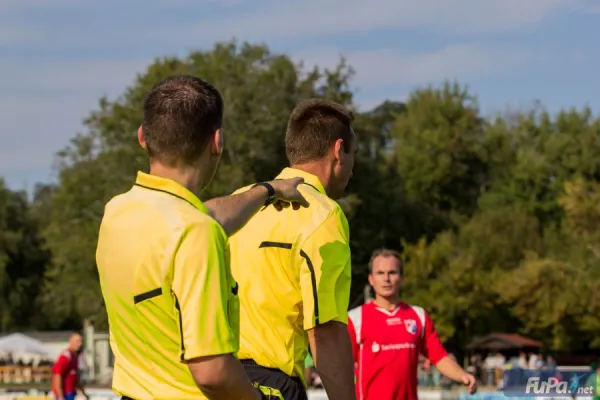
[149,163,202,197]
[290,162,331,193]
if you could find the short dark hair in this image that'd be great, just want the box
[285,98,355,165]
[368,248,404,275]
[142,75,223,166]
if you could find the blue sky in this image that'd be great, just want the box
[2,0,600,192]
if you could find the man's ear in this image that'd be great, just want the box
[367,273,374,287]
[211,128,223,156]
[332,138,345,162]
[137,126,147,150]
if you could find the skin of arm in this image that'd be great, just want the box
[204,178,308,236]
[435,356,477,394]
[204,185,269,236]
[52,374,64,400]
[420,312,476,394]
[187,354,262,400]
[435,356,469,381]
[308,322,356,400]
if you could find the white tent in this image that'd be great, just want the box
[0,333,50,356]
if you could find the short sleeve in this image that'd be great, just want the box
[299,208,352,330]
[52,354,68,375]
[420,312,448,365]
[171,220,238,361]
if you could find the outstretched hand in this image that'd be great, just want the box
[460,373,477,395]
[268,177,310,211]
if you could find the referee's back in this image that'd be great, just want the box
[96,171,238,399]
[229,98,358,400]
[230,167,352,381]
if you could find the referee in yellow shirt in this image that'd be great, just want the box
[95,75,308,400]
[229,99,358,400]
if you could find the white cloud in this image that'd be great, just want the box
[0,0,583,48]
[0,59,149,93]
[179,0,575,41]
[0,42,536,180]
[0,59,149,179]
[0,0,582,188]
[294,43,537,89]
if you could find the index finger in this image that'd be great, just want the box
[290,177,305,187]
[294,192,309,208]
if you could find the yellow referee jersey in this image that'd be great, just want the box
[96,171,239,400]
[229,167,352,384]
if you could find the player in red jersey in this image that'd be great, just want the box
[51,333,88,400]
[348,249,477,400]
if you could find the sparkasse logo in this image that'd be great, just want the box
[503,369,596,397]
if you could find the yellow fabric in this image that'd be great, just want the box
[229,167,352,385]
[254,382,284,399]
[96,171,239,400]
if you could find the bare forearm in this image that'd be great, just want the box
[205,186,267,236]
[309,322,356,400]
[436,356,468,381]
[53,375,64,399]
[189,354,261,400]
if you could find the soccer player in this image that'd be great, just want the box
[228,98,358,400]
[348,249,477,400]
[51,333,88,400]
[96,75,309,400]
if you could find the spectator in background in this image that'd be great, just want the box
[52,333,88,400]
[535,353,545,369]
[546,355,557,371]
[347,249,476,400]
[467,354,483,384]
[528,352,538,369]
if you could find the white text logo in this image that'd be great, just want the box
[525,377,593,395]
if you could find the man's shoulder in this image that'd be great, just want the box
[103,190,132,212]
[57,349,73,361]
[183,213,227,242]
[301,187,348,235]
[348,304,364,322]
[300,184,343,213]
[104,185,220,228]
[400,302,427,316]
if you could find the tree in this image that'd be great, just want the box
[0,41,596,355]
[39,41,357,329]
[0,179,51,330]
[390,82,488,218]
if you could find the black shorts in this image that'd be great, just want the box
[241,359,308,400]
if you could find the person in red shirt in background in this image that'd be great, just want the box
[348,249,477,400]
[52,332,88,400]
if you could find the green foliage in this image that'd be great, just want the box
[1,40,599,354]
[0,179,51,331]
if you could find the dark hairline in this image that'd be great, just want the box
[368,248,404,275]
[285,98,355,165]
[141,75,223,166]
